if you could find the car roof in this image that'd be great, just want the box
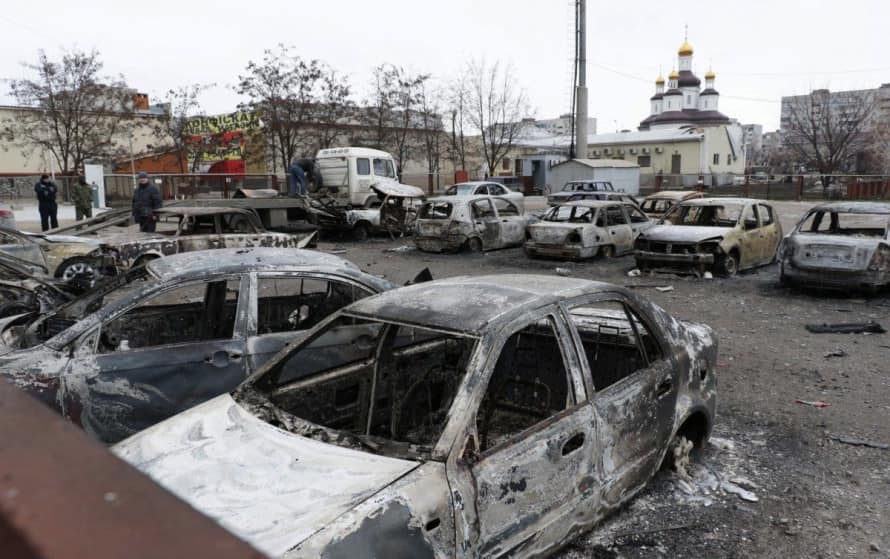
[425,195,511,203]
[645,190,701,201]
[557,200,627,208]
[451,181,497,188]
[155,207,256,217]
[146,247,369,283]
[680,197,764,206]
[807,201,890,214]
[345,274,624,334]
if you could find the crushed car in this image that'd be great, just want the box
[317,183,425,241]
[779,201,890,293]
[525,200,652,259]
[635,197,782,276]
[0,226,118,284]
[114,274,718,558]
[0,247,396,444]
[100,207,316,269]
[414,195,531,253]
[639,190,704,218]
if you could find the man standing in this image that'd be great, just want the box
[34,174,59,231]
[289,160,307,197]
[132,172,162,232]
[72,175,94,221]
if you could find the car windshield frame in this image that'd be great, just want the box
[795,210,890,238]
[660,202,746,227]
[244,312,481,461]
[419,201,454,220]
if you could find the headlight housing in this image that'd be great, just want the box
[697,238,723,254]
[567,230,582,244]
[867,243,890,272]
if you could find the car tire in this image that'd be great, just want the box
[352,222,369,242]
[717,251,739,277]
[467,237,483,253]
[600,245,615,259]
[56,256,99,286]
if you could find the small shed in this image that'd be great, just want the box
[548,159,641,195]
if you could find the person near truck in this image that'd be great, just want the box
[34,174,59,231]
[289,161,308,197]
[132,172,162,232]
[72,175,94,221]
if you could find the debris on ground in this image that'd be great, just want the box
[627,269,641,277]
[831,436,889,450]
[795,399,831,408]
[703,271,714,279]
[805,321,886,334]
[384,245,416,253]
[823,349,847,359]
[656,285,675,293]
[624,283,674,290]
[555,267,572,276]
[325,249,347,255]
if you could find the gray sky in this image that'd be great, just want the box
[2,0,889,132]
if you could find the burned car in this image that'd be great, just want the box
[414,195,531,253]
[104,207,316,269]
[0,226,118,284]
[317,183,425,241]
[779,201,890,293]
[0,251,88,317]
[640,190,704,218]
[635,198,782,276]
[0,248,394,443]
[114,275,718,558]
[525,200,652,259]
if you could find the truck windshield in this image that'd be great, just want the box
[373,158,395,178]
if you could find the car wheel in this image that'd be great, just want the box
[717,251,738,277]
[56,257,99,286]
[467,237,483,253]
[352,222,369,242]
[600,245,615,259]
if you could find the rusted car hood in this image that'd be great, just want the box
[113,394,420,557]
[641,225,733,243]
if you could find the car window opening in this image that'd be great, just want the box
[663,203,744,227]
[799,211,889,238]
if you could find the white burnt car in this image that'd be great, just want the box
[443,181,525,209]
[525,200,653,259]
[414,195,531,252]
[779,201,890,293]
[115,275,718,558]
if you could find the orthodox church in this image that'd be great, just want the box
[639,39,731,130]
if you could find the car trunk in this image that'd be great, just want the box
[790,234,878,271]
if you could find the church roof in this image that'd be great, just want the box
[639,109,730,130]
[700,88,720,96]
[650,93,664,101]
[588,127,704,146]
[677,70,701,87]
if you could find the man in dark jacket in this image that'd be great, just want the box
[34,174,59,231]
[132,172,162,232]
[72,175,94,221]
[289,161,307,197]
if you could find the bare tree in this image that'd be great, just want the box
[236,45,326,174]
[464,58,532,177]
[150,84,213,174]
[783,89,876,189]
[417,82,445,192]
[1,49,133,175]
[307,69,353,154]
[446,75,470,172]
[863,119,890,175]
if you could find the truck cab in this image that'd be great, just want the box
[315,147,399,208]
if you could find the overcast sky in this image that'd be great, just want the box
[2,0,889,132]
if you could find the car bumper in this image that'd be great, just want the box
[524,242,597,259]
[414,235,467,253]
[635,250,715,268]
[782,262,888,289]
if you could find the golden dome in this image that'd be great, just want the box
[668,69,680,80]
[655,74,665,84]
[705,69,716,79]
[678,40,694,56]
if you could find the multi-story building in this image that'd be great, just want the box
[741,124,763,167]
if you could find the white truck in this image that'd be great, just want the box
[313,147,399,208]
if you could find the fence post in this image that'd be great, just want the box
[797,175,803,201]
[744,174,749,199]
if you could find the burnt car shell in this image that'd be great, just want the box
[779,201,890,291]
[114,275,717,558]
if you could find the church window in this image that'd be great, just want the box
[713,154,719,165]
[687,95,691,104]
[726,154,732,165]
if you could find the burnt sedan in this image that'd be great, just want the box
[114,275,717,558]
[414,195,531,253]
[525,200,652,260]
[0,248,393,444]
[635,198,782,277]
[779,202,890,293]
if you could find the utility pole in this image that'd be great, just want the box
[574,0,588,160]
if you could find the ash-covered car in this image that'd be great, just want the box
[547,180,616,206]
[0,248,395,444]
[0,251,89,317]
[114,275,718,559]
[525,200,652,260]
[0,226,118,284]
[317,183,425,241]
[635,198,782,276]
[414,195,531,253]
[639,190,704,218]
[779,201,890,293]
[103,206,316,269]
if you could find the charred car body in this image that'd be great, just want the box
[525,200,652,260]
[635,198,782,277]
[414,195,531,253]
[102,207,316,269]
[0,248,393,443]
[639,190,704,218]
[0,226,118,284]
[779,202,890,293]
[317,183,425,241]
[115,275,718,558]
[0,251,88,317]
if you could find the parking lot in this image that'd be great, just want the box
[317,199,889,558]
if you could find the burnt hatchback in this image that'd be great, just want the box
[115,275,718,558]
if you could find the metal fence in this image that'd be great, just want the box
[637,174,890,201]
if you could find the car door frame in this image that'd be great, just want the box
[469,198,501,250]
[175,213,224,252]
[756,203,782,265]
[603,204,634,254]
[445,306,597,557]
[557,291,680,510]
[622,204,652,252]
